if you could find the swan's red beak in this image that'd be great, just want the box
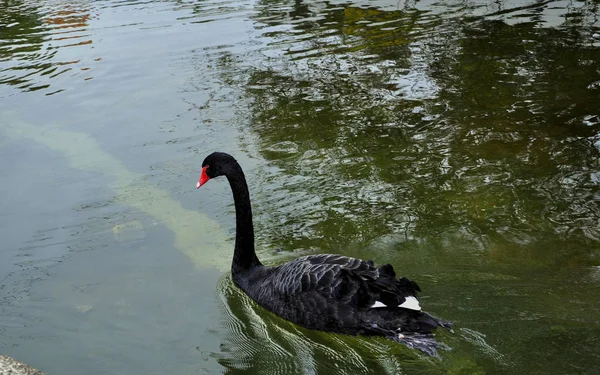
[197,166,210,189]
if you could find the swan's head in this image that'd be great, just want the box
[196,152,237,188]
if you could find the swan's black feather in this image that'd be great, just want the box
[269,254,419,310]
[198,152,452,356]
[235,252,451,348]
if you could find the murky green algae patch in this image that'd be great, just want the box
[1,110,230,271]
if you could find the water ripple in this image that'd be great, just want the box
[213,274,446,374]
[0,1,98,94]
[0,0,256,96]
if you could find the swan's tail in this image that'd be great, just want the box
[424,312,453,331]
[363,310,453,356]
[393,313,453,356]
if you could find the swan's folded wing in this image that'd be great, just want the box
[268,255,371,306]
[269,254,421,310]
[270,256,348,296]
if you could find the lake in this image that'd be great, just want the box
[1,0,599,374]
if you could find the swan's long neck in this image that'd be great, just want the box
[226,163,262,272]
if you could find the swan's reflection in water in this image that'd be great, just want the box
[211,273,452,375]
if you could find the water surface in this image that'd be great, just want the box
[1,0,599,374]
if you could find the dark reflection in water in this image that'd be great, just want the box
[240,2,600,255]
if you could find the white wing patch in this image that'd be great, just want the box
[370,297,421,310]
[398,296,421,311]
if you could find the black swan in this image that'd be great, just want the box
[197,152,452,355]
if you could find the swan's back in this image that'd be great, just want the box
[270,254,419,305]
[235,254,426,334]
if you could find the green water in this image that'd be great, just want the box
[1,0,599,374]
